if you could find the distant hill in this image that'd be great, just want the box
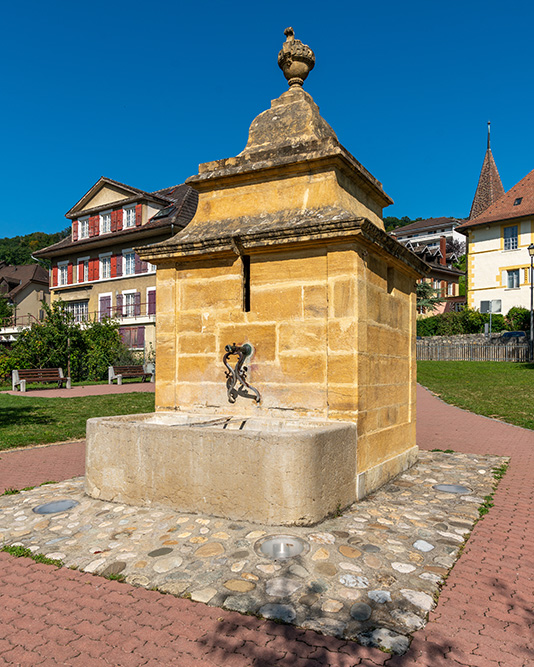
[0,228,70,267]
[384,216,423,232]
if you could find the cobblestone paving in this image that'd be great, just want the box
[0,450,503,655]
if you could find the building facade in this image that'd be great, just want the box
[0,263,50,344]
[392,217,465,250]
[457,168,534,315]
[35,177,197,353]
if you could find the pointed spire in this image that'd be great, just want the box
[469,122,505,219]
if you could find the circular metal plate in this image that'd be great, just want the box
[433,484,472,494]
[33,499,79,514]
[254,534,309,560]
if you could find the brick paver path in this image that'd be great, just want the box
[0,385,532,665]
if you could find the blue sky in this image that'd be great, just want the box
[2,0,533,238]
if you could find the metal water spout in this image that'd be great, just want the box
[223,343,261,404]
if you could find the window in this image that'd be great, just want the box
[58,262,68,286]
[124,251,135,275]
[447,282,454,296]
[79,217,89,239]
[507,269,520,289]
[66,301,89,323]
[147,262,156,273]
[119,326,145,349]
[514,197,523,206]
[100,211,111,234]
[124,292,136,317]
[100,255,111,279]
[124,206,136,228]
[504,226,518,250]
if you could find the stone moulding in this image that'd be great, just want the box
[138,217,429,278]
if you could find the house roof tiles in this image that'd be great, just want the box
[458,167,534,231]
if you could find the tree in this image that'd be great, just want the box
[384,216,422,233]
[446,238,466,256]
[416,281,443,314]
[0,293,14,326]
[4,300,132,381]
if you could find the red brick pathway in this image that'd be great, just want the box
[0,385,532,666]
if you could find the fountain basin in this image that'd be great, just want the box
[85,412,357,526]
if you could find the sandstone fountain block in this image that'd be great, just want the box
[85,412,357,526]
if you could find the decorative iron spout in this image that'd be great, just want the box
[223,343,261,404]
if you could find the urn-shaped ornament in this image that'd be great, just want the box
[277,27,315,88]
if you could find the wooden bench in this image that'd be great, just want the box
[12,368,71,392]
[108,365,154,385]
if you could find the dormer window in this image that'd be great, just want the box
[78,216,89,239]
[124,205,136,228]
[100,211,111,234]
[513,197,523,206]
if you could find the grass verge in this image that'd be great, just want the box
[417,361,534,430]
[0,392,154,450]
[1,545,63,567]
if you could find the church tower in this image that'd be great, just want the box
[469,121,505,219]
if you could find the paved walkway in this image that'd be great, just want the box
[3,382,155,399]
[0,385,532,666]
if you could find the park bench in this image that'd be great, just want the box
[12,368,71,392]
[108,365,154,385]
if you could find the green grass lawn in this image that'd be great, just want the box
[417,361,534,430]
[0,392,155,450]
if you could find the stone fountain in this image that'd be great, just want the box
[85,29,427,526]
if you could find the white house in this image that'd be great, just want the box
[457,168,534,315]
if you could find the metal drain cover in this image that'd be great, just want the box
[433,484,471,494]
[33,499,79,514]
[255,534,309,560]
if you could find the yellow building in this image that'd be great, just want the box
[35,177,198,352]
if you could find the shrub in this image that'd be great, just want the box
[417,308,506,337]
[505,307,530,332]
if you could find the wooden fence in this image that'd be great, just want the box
[416,342,529,362]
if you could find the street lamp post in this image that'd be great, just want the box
[529,244,534,362]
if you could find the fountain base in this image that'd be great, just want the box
[85,412,358,526]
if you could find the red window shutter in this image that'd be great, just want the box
[78,262,84,283]
[94,215,100,236]
[135,204,142,227]
[72,221,78,241]
[134,292,141,316]
[88,259,93,281]
[134,253,141,274]
[110,210,117,232]
[116,254,123,277]
[67,263,73,284]
[111,255,117,278]
[52,266,58,287]
[93,258,99,280]
[148,290,156,315]
[116,293,123,317]
[140,260,148,273]
[137,326,145,347]
[117,209,123,231]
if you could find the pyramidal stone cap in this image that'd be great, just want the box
[277,27,315,88]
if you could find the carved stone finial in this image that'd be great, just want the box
[277,27,315,88]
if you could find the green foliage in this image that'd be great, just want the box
[492,462,509,481]
[1,300,133,382]
[1,544,63,567]
[0,228,70,267]
[417,308,506,336]
[416,282,443,313]
[384,216,422,232]
[505,307,530,332]
[0,294,14,325]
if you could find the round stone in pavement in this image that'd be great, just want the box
[361,544,380,553]
[350,602,372,621]
[223,595,259,613]
[358,627,410,655]
[101,561,126,577]
[259,603,296,623]
[148,547,173,557]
